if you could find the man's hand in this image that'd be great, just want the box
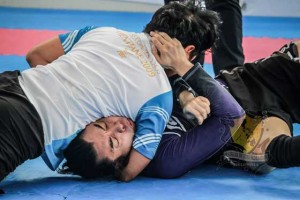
[150,31,194,76]
[179,90,211,125]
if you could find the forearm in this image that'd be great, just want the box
[26,52,50,67]
[119,149,150,182]
[177,63,244,119]
[26,36,64,67]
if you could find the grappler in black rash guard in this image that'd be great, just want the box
[143,31,300,177]
[142,62,245,178]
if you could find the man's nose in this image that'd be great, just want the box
[118,123,126,133]
[112,122,126,134]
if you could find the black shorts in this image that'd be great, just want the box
[219,42,300,132]
[0,70,44,181]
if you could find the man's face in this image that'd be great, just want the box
[81,116,135,163]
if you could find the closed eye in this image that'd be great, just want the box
[109,137,114,149]
[93,123,105,130]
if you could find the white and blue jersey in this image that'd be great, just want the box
[18,26,172,170]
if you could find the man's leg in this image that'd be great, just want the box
[267,134,300,168]
[0,71,44,182]
[220,116,291,174]
[265,40,300,168]
[214,41,300,173]
[207,0,245,74]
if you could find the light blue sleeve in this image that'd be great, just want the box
[41,130,81,170]
[133,91,173,160]
[58,26,97,53]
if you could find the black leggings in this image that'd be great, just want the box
[0,71,44,181]
[267,134,300,168]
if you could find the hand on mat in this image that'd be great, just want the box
[179,90,211,125]
[150,31,194,76]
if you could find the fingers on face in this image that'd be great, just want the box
[157,32,182,50]
[150,32,183,58]
[157,32,173,42]
[150,31,173,45]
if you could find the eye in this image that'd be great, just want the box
[109,137,114,149]
[93,124,101,128]
[93,122,105,130]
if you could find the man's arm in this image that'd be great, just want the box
[26,26,97,67]
[178,90,211,125]
[119,91,172,182]
[151,31,245,128]
[150,31,194,76]
[119,149,150,182]
[26,36,64,67]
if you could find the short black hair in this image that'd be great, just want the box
[60,131,129,179]
[144,0,221,59]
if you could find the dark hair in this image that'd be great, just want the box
[59,131,130,179]
[143,0,221,59]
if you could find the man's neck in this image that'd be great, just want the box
[165,69,177,77]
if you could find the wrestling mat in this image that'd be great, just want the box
[1,6,300,200]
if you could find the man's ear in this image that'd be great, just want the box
[184,45,196,61]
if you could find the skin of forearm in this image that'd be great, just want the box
[26,36,65,68]
[175,61,194,77]
[26,53,49,67]
[119,149,150,182]
[178,90,195,108]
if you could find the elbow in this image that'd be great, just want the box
[121,177,132,183]
[26,49,45,68]
[115,169,136,182]
[26,49,37,68]
[119,172,136,182]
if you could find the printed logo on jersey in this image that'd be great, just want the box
[163,115,187,137]
[117,30,160,77]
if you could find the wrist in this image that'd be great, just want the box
[175,61,194,76]
[179,90,195,107]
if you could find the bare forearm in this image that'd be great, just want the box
[26,36,64,67]
[26,53,50,67]
[119,149,150,182]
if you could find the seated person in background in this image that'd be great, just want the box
[0,1,220,182]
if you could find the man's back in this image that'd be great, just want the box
[18,27,172,170]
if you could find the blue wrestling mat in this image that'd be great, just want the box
[1,6,300,200]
